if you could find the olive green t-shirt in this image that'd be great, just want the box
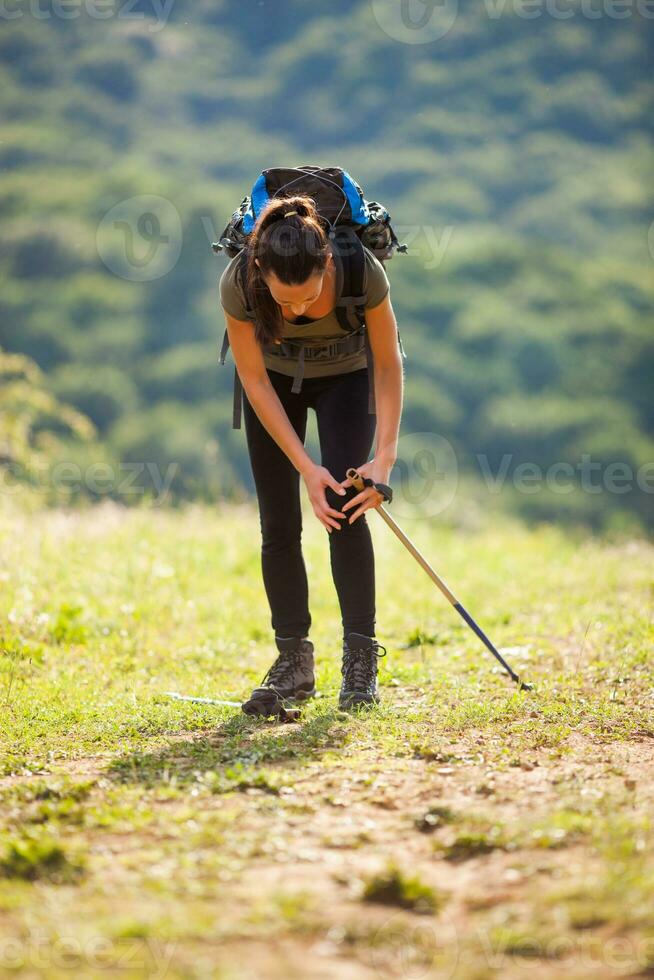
[218,245,390,378]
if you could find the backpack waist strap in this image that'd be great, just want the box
[225,328,375,430]
[263,329,367,397]
[263,329,366,364]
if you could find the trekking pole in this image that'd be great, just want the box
[346,468,533,691]
[164,691,300,722]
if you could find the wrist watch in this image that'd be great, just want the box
[373,482,393,504]
[362,477,393,504]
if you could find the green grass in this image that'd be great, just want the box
[0,832,86,883]
[0,496,652,978]
[361,863,444,913]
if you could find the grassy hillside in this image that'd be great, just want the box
[0,498,652,976]
[0,1,652,528]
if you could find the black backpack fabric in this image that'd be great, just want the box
[213,166,407,429]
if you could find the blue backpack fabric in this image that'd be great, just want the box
[213,166,407,429]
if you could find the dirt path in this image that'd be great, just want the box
[2,727,652,978]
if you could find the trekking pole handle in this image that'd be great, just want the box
[346,468,393,504]
[346,468,366,493]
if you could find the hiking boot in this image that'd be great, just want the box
[256,635,316,702]
[339,632,387,710]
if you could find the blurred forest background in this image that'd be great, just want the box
[0,0,652,531]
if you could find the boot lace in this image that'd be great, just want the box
[343,640,387,691]
[261,646,308,691]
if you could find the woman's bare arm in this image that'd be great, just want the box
[339,292,404,523]
[366,292,404,467]
[224,312,348,531]
[225,311,313,475]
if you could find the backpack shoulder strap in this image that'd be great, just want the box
[330,229,377,416]
[219,250,254,365]
[235,250,254,318]
[219,250,253,431]
[331,228,367,335]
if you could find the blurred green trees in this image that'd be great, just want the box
[0,1,651,529]
[0,348,96,497]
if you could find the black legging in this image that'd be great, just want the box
[243,366,376,640]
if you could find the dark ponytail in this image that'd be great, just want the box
[245,195,331,348]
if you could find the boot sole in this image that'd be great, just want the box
[285,687,316,704]
[246,687,316,708]
[339,693,380,711]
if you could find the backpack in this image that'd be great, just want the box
[213,166,407,429]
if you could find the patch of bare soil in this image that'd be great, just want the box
[3,728,652,979]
